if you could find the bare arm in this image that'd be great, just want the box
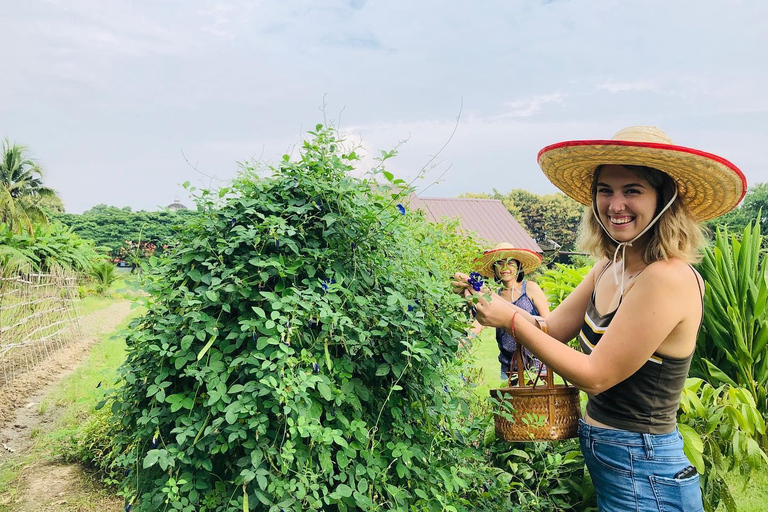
[470,261,696,394]
[524,280,551,319]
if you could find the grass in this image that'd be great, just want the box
[43,308,142,437]
[466,327,506,399]
[0,293,141,511]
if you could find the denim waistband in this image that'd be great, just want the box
[578,419,681,447]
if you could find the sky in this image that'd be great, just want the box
[2,0,767,214]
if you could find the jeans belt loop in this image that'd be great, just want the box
[642,432,654,459]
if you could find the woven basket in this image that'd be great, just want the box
[489,324,581,442]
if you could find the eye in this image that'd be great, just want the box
[596,187,612,195]
[625,188,641,195]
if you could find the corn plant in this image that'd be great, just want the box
[692,219,768,426]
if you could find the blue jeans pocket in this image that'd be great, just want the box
[649,474,704,512]
[588,439,631,476]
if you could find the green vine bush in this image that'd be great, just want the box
[105,125,515,511]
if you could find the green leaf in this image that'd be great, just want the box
[335,484,353,498]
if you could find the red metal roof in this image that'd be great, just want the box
[407,196,542,252]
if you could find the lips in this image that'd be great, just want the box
[610,216,634,225]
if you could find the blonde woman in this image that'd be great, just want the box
[454,126,746,512]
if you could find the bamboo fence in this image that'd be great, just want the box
[0,269,82,386]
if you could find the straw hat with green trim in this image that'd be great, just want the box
[474,243,543,278]
[537,126,747,221]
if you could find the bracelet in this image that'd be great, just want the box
[534,316,549,334]
[509,311,518,339]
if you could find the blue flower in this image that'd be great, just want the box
[308,318,316,328]
[321,278,336,292]
[443,385,449,393]
[313,363,320,374]
[396,204,406,215]
[275,239,280,248]
[151,436,159,449]
[125,504,132,512]
[253,332,258,342]
[96,381,102,388]
[351,242,356,250]
[229,218,236,227]
[124,468,131,477]
[407,305,414,312]
[467,272,484,292]
[461,373,466,383]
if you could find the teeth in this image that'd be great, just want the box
[611,217,633,225]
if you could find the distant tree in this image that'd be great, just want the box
[706,183,768,239]
[53,208,196,257]
[0,139,59,234]
[83,203,132,215]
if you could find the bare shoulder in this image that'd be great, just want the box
[639,259,700,294]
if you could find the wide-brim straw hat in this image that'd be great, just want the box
[537,126,747,221]
[474,243,543,278]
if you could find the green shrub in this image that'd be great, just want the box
[678,378,768,512]
[490,439,596,511]
[692,219,768,423]
[105,125,513,511]
[91,260,119,295]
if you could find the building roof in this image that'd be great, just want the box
[166,197,188,210]
[407,196,542,252]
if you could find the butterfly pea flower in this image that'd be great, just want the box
[229,218,236,227]
[321,278,336,292]
[151,436,159,448]
[350,242,356,250]
[407,305,414,312]
[467,272,484,292]
[308,318,316,328]
[125,504,132,512]
[313,363,320,374]
[461,373,466,383]
[396,204,406,215]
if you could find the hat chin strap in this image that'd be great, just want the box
[591,189,678,296]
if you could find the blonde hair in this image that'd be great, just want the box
[577,165,708,264]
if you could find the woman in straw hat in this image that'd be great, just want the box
[470,243,550,381]
[453,126,746,511]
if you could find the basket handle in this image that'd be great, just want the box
[524,316,555,390]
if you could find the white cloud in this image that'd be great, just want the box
[597,81,659,94]
[495,94,567,119]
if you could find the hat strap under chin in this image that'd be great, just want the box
[591,189,678,297]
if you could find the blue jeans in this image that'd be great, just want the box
[578,419,703,512]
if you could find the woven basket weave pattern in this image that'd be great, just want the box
[490,318,581,442]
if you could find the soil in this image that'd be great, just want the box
[0,301,132,511]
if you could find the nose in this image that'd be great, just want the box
[608,196,626,213]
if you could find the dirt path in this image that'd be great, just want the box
[0,300,133,511]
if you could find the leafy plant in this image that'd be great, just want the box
[0,138,59,234]
[103,125,513,511]
[537,263,591,309]
[678,378,768,512]
[91,260,119,295]
[490,439,596,511]
[0,221,99,273]
[692,219,768,424]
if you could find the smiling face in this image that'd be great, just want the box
[493,258,521,283]
[594,165,659,243]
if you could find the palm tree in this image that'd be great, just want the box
[0,139,59,234]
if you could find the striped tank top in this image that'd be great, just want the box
[578,263,701,434]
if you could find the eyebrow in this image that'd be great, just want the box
[596,182,648,189]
